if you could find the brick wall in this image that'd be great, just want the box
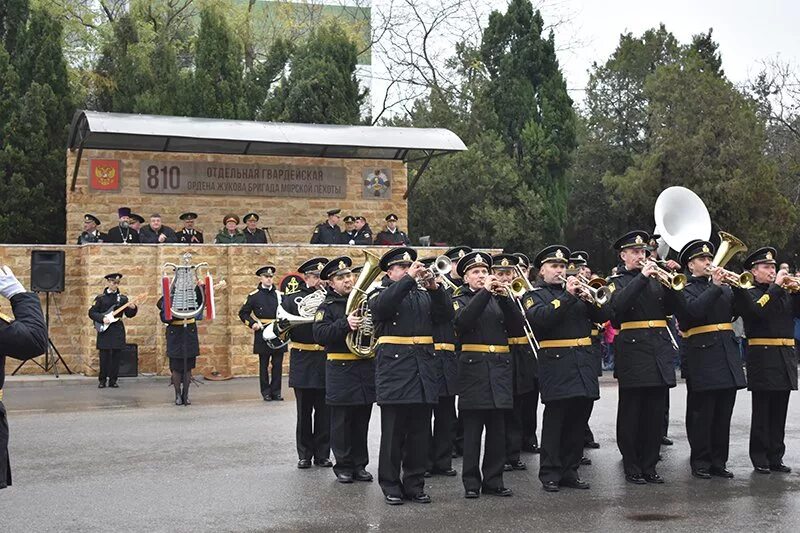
[66,149,408,244]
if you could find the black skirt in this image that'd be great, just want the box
[169,357,197,371]
[1,402,11,489]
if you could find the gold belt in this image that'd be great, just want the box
[508,337,529,345]
[461,344,510,353]
[684,323,734,337]
[590,329,600,336]
[434,343,456,351]
[292,342,325,352]
[539,337,592,349]
[170,318,196,326]
[327,352,373,361]
[0,388,3,401]
[376,336,434,345]
[620,320,667,330]
[748,338,795,347]
[258,318,275,324]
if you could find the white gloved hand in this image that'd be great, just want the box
[0,265,27,300]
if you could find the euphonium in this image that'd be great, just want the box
[345,251,383,358]
[707,231,754,288]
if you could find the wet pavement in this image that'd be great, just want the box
[0,375,798,532]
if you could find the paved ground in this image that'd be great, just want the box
[0,375,798,532]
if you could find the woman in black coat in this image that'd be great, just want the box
[157,285,203,406]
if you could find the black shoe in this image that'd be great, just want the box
[542,481,560,492]
[754,465,771,474]
[503,463,513,472]
[182,393,191,406]
[482,486,513,497]
[522,443,540,454]
[109,382,119,388]
[314,458,333,468]
[559,478,590,489]
[709,467,734,478]
[354,469,373,482]
[273,394,284,401]
[423,471,432,478]
[580,456,592,466]
[510,460,527,471]
[584,441,600,449]
[297,459,312,469]
[431,468,458,477]
[769,463,792,473]
[174,393,183,406]
[335,472,354,484]
[98,381,106,389]
[384,494,404,505]
[625,473,647,485]
[661,437,674,446]
[464,489,479,499]
[409,493,431,504]
[644,473,664,484]
[263,395,273,401]
[692,468,712,479]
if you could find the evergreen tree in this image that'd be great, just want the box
[0,0,29,56]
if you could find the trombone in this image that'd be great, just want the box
[638,260,686,290]
[502,266,539,356]
[557,275,611,306]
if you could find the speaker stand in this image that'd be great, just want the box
[12,292,73,376]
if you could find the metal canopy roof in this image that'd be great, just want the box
[68,110,466,161]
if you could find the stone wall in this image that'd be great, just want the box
[2,244,498,378]
[66,149,408,244]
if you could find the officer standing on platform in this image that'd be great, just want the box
[339,216,358,244]
[353,216,374,245]
[525,245,612,492]
[310,209,343,245]
[77,214,107,244]
[176,212,203,244]
[369,247,454,505]
[243,213,269,244]
[88,273,138,389]
[374,214,411,246]
[239,265,286,401]
[284,257,332,469]
[608,230,678,485]
[735,247,798,474]
[313,257,376,485]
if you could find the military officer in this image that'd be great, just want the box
[339,216,358,245]
[353,216,374,245]
[284,257,332,469]
[608,230,678,484]
[106,207,139,244]
[674,240,746,479]
[453,252,516,499]
[239,265,286,401]
[243,213,269,244]
[214,214,246,244]
[734,247,798,474]
[128,213,145,234]
[76,214,107,244]
[310,209,343,245]
[313,257,376,484]
[88,273,138,389]
[176,212,203,244]
[374,214,411,246]
[513,252,541,454]
[525,245,612,492]
[369,247,454,505]
[1,265,48,490]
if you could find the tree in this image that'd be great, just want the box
[0,0,29,55]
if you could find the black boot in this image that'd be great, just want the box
[175,390,183,406]
[181,383,191,406]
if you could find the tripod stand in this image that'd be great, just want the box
[12,292,72,377]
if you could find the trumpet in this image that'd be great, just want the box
[704,266,754,289]
[780,275,800,293]
[558,275,611,306]
[417,255,455,290]
[638,260,686,290]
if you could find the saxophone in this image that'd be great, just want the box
[345,250,383,358]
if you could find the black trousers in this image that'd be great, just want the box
[584,401,596,445]
[461,408,507,492]
[329,404,372,476]
[749,390,790,468]
[663,387,671,437]
[0,402,10,489]
[617,386,667,476]
[379,404,432,498]
[505,394,526,463]
[258,351,284,398]
[98,348,122,384]
[428,395,456,472]
[295,388,330,462]
[686,388,737,471]
[539,398,593,484]
[521,381,540,448]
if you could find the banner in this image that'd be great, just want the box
[140,161,347,198]
[90,159,120,191]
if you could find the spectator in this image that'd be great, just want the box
[374,214,410,246]
[106,207,139,244]
[353,216,373,245]
[310,209,342,244]
[76,214,108,244]
[214,214,246,244]
[129,213,145,234]
[242,213,269,244]
[176,213,203,244]
[339,216,358,244]
[139,214,178,244]
[601,320,617,371]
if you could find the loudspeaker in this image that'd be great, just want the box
[30,250,65,293]
[119,343,138,377]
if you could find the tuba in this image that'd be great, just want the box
[653,186,712,256]
[345,251,382,358]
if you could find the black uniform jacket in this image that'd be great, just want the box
[453,286,515,410]
[374,228,411,246]
[157,289,202,359]
[310,223,341,245]
[106,225,140,244]
[139,225,178,244]
[285,286,326,389]
[88,289,138,350]
[369,275,454,405]
[243,228,268,244]
[674,276,746,392]
[505,297,538,395]
[76,230,108,244]
[176,229,204,244]
[525,282,612,403]
[1,292,48,389]
[353,225,373,245]
[238,284,284,354]
[608,267,678,388]
[735,282,799,391]
[432,300,459,397]
[313,289,376,406]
